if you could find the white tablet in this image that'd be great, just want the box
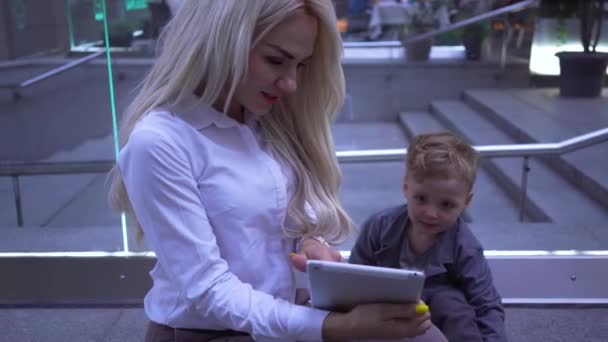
[307,260,425,311]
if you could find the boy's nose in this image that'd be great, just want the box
[424,207,439,219]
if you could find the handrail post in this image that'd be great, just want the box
[11,175,24,227]
[500,16,512,71]
[519,156,531,222]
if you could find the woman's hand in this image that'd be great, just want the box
[322,302,432,341]
[289,237,343,272]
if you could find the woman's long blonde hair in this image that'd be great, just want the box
[108,0,352,244]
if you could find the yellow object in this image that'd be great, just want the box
[337,18,348,33]
[288,253,297,257]
[415,304,429,314]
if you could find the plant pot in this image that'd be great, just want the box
[109,34,133,48]
[461,24,488,61]
[463,38,483,61]
[406,38,433,62]
[556,51,608,97]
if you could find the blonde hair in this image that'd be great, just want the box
[108,0,352,244]
[406,131,479,190]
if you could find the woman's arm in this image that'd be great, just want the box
[119,127,327,341]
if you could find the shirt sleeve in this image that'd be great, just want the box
[348,215,380,266]
[118,127,328,341]
[455,245,507,342]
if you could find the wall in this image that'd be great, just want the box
[342,60,531,121]
[0,0,69,61]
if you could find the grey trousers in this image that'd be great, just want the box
[145,321,447,342]
[144,321,252,342]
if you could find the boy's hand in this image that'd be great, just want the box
[290,237,342,272]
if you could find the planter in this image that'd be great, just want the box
[108,34,133,47]
[530,18,608,75]
[463,38,483,61]
[556,51,608,97]
[406,38,433,62]
[462,24,488,61]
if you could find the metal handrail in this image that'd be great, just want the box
[342,0,537,49]
[2,127,606,176]
[0,160,113,176]
[1,127,607,226]
[0,51,104,101]
[403,0,537,45]
[336,127,608,162]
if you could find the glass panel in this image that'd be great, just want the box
[67,0,171,56]
[67,0,105,51]
[0,0,122,252]
[103,0,155,251]
[339,0,535,63]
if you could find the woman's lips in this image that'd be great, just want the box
[262,92,278,104]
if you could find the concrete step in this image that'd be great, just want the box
[469,222,608,251]
[0,134,117,227]
[0,225,142,253]
[331,122,407,150]
[464,89,608,212]
[0,173,100,227]
[430,100,608,224]
[4,220,603,254]
[399,111,525,224]
[1,307,607,342]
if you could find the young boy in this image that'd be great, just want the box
[350,132,507,342]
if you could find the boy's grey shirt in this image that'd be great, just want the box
[349,205,507,342]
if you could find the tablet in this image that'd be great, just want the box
[307,260,425,311]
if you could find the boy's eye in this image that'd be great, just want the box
[297,62,306,69]
[414,195,426,202]
[441,201,455,209]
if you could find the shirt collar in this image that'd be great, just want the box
[166,93,246,130]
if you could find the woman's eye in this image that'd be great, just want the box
[266,57,283,65]
[414,195,425,202]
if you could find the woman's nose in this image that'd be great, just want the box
[277,68,298,94]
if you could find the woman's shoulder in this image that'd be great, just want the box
[133,108,200,142]
[125,108,206,161]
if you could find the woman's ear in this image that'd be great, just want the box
[402,175,408,196]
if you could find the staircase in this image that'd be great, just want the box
[397,88,608,252]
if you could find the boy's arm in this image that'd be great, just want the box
[457,247,507,342]
[348,216,380,266]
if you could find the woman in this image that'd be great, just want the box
[109,1,446,341]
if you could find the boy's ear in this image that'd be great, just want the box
[465,191,474,207]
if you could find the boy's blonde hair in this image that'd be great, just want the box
[406,132,479,190]
[108,0,353,244]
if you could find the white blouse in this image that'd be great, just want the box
[117,97,328,341]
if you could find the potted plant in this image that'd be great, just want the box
[403,0,450,61]
[105,20,134,47]
[462,22,490,60]
[456,0,491,61]
[555,0,608,97]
